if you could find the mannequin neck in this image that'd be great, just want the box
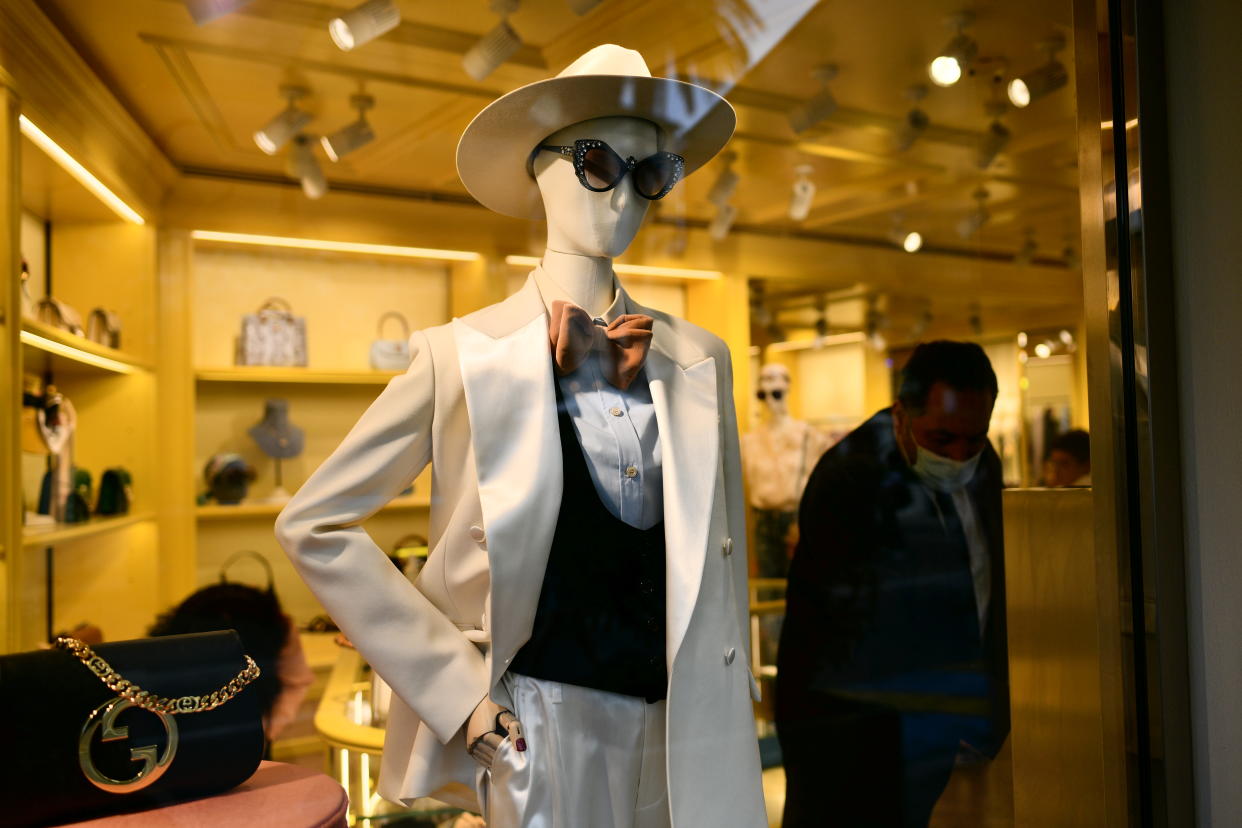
[537,248,615,317]
[761,408,792,428]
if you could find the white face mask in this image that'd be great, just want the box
[911,444,982,493]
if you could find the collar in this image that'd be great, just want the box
[531,265,628,324]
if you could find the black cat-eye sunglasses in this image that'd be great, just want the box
[530,138,686,200]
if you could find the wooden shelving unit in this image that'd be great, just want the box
[20,318,153,375]
[196,495,429,521]
[196,367,400,385]
[21,512,156,549]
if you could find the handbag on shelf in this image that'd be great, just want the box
[236,297,307,367]
[64,468,93,524]
[87,307,123,349]
[369,310,412,371]
[0,631,264,827]
[36,295,86,337]
[97,467,133,516]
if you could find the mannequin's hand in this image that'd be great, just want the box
[466,696,504,748]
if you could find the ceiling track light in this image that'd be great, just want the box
[707,151,739,207]
[463,0,523,81]
[888,213,923,252]
[896,84,930,152]
[182,0,254,25]
[255,85,312,155]
[330,0,401,51]
[865,297,888,353]
[709,203,738,242]
[287,134,328,200]
[957,186,990,239]
[1009,34,1069,108]
[1015,228,1038,265]
[322,93,376,162]
[788,164,816,222]
[976,93,1011,169]
[789,64,839,134]
[929,12,977,87]
[911,304,934,340]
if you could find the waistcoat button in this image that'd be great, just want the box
[722,537,733,557]
[469,525,486,543]
[724,647,736,665]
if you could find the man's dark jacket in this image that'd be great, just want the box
[776,407,1009,754]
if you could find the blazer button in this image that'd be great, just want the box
[469,525,486,543]
[722,537,733,557]
[724,647,736,665]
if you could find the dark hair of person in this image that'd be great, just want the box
[148,583,286,719]
[1049,428,1091,465]
[897,340,999,413]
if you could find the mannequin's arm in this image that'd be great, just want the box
[275,333,489,744]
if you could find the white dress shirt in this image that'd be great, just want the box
[534,272,664,530]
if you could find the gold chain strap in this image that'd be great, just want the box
[55,636,261,715]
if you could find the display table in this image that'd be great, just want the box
[62,761,348,827]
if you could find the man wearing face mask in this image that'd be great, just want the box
[775,340,1008,828]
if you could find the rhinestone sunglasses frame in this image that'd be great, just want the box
[530,138,686,200]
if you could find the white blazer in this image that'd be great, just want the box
[275,271,765,826]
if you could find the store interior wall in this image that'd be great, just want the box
[1162,0,1242,822]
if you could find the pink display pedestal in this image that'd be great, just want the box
[61,761,349,827]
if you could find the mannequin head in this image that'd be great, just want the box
[532,116,660,258]
[757,364,792,419]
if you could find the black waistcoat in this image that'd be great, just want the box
[509,382,667,702]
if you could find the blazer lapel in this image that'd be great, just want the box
[452,276,562,689]
[633,295,720,666]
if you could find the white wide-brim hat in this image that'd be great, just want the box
[456,44,736,219]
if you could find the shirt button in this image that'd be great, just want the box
[722,537,733,557]
[647,618,659,631]
[609,406,624,417]
[625,466,638,478]
[469,525,486,543]
[724,647,737,665]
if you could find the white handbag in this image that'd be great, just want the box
[86,308,122,349]
[369,311,412,371]
[35,297,85,337]
[237,297,308,367]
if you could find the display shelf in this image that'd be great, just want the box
[196,367,400,385]
[20,511,156,549]
[20,318,153,375]
[197,494,429,521]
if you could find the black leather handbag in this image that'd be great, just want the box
[0,631,265,826]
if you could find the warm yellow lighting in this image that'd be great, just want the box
[191,230,482,262]
[20,330,135,374]
[929,56,962,87]
[359,752,371,817]
[767,332,865,353]
[19,116,146,225]
[1034,342,1053,359]
[1101,118,1140,130]
[504,255,722,280]
[339,748,350,792]
[902,231,924,253]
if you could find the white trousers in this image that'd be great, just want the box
[476,673,671,828]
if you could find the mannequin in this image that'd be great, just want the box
[741,364,831,578]
[276,44,764,828]
[248,398,303,503]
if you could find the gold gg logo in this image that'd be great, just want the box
[78,698,179,793]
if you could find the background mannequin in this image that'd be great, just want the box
[741,363,830,578]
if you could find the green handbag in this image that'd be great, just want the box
[96,468,132,516]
